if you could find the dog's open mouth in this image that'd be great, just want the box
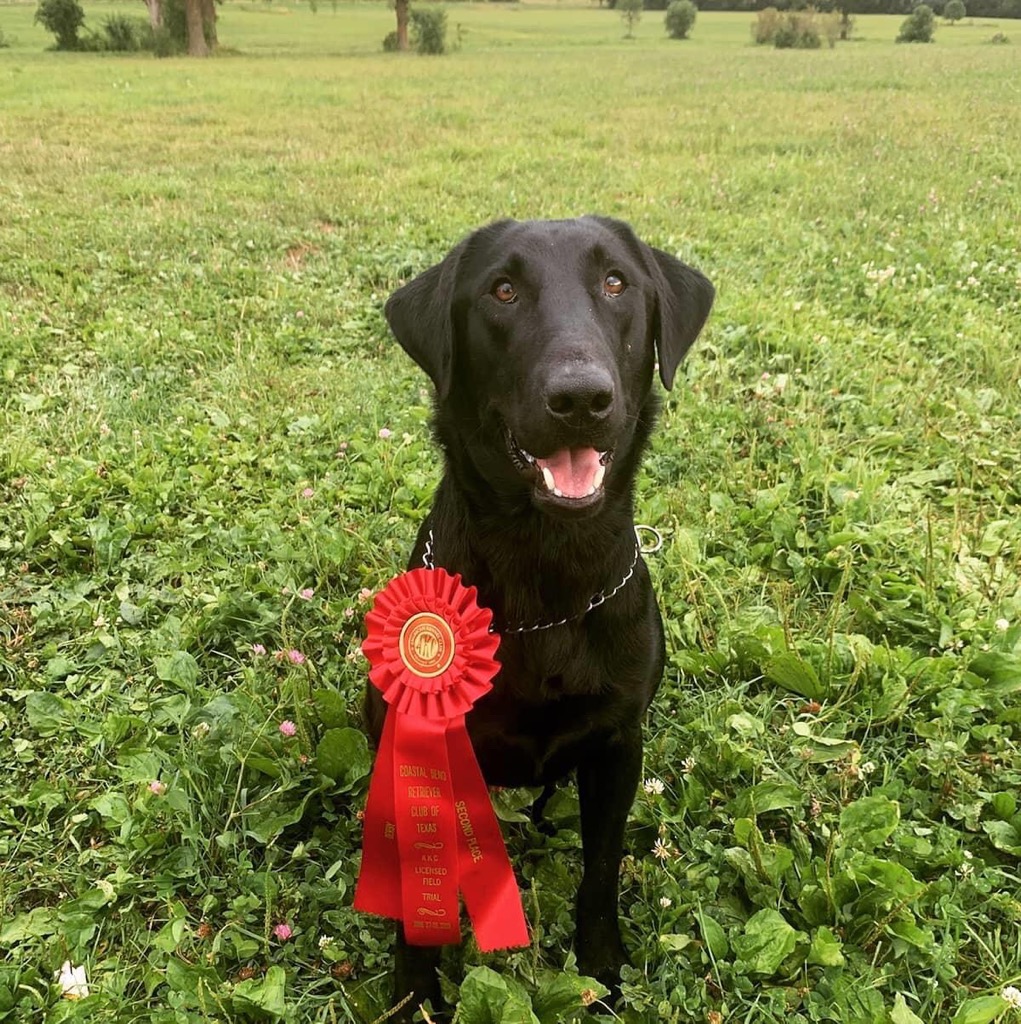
[507,431,614,506]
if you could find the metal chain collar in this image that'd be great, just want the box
[421,525,661,634]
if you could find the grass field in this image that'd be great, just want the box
[2,2,1021,1021]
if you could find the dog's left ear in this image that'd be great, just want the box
[384,243,466,400]
[585,216,715,390]
[646,246,715,390]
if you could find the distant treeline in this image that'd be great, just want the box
[598,0,1021,17]
[687,0,1020,15]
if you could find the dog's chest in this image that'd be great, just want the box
[462,627,650,788]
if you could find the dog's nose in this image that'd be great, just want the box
[544,366,615,426]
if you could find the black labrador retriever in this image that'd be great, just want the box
[364,215,714,1018]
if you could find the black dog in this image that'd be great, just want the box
[364,216,714,1018]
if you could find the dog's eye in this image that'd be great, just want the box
[603,273,626,297]
[492,279,517,304]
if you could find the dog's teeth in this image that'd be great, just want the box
[586,485,596,497]
[542,467,555,491]
[593,465,606,490]
[552,487,563,498]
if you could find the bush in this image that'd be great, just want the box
[944,0,966,17]
[382,29,400,51]
[102,13,148,50]
[775,11,821,45]
[752,6,779,42]
[755,6,827,46]
[665,0,697,37]
[34,0,85,50]
[897,3,936,40]
[989,30,1008,40]
[409,6,447,53]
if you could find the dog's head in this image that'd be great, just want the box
[385,216,714,518]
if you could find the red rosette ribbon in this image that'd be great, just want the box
[353,568,529,951]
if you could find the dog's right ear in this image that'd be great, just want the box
[384,244,465,401]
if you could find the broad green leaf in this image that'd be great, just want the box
[25,691,71,736]
[726,711,764,736]
[659,933,695,952]
[155,651,200,690]
[242,789,314,845]
[491,785,544,823]
[533,972,608,1023]
[233,964,286,1020]
[732,782,803,818]
[982,820,1021,856]
[891,994,925,1024]
[808,926,844,967]
[839,795,900,850]
[791,722,859,762]
[848,856,925,901]
[765,652,824,699]
[968,652,1021,695]
[0,908,58,944]
[316,727,371,790]
[951,995,1010,1024]
[90,792,131,826]
[698,912,729,959]
[458,966,511,1024]
[732,909,799,975]
[312,688,348,729]
[501,975,541,1024]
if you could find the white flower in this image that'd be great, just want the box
[643,777,665,795]
[57,961,89,999]
[652,838,674,861]
[318,934,334,949]
[659,896,673,908]
[995,618,1010,632]
[860,761,876,775]
[1002,986,1021,1009]
[681,756,697,774]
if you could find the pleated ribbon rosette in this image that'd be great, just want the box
[353,568,529,951]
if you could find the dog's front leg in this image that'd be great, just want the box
[575,727,642,993]
[393,935,442,1022]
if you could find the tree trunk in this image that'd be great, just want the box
[200,0,217,47]
[184,0,209,55]
[395,0,409,51]
[142,0,162,29]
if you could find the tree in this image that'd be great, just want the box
[944,0,965,19]
[897,2,935,39]
[142,0,161,29]
[665,0,697,36]
[620,0,643,36]
[34,0,84,49]
[184,0,209,54]
[394,0,409,50]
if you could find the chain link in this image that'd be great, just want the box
[421,528,643,634]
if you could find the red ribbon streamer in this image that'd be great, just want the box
[353,568,529,952]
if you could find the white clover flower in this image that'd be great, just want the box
[318,934,335,950]
[861,761,876,775]
[995,618,1010,632]
[681,756,697,774]
[659,896,673,908]
[1002,986,1021,1009]
[643,777,665,795]
[652,838,674,860]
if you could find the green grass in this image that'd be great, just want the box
[2,3,1021,1022]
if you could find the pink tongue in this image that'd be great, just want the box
[536,447,601,498]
